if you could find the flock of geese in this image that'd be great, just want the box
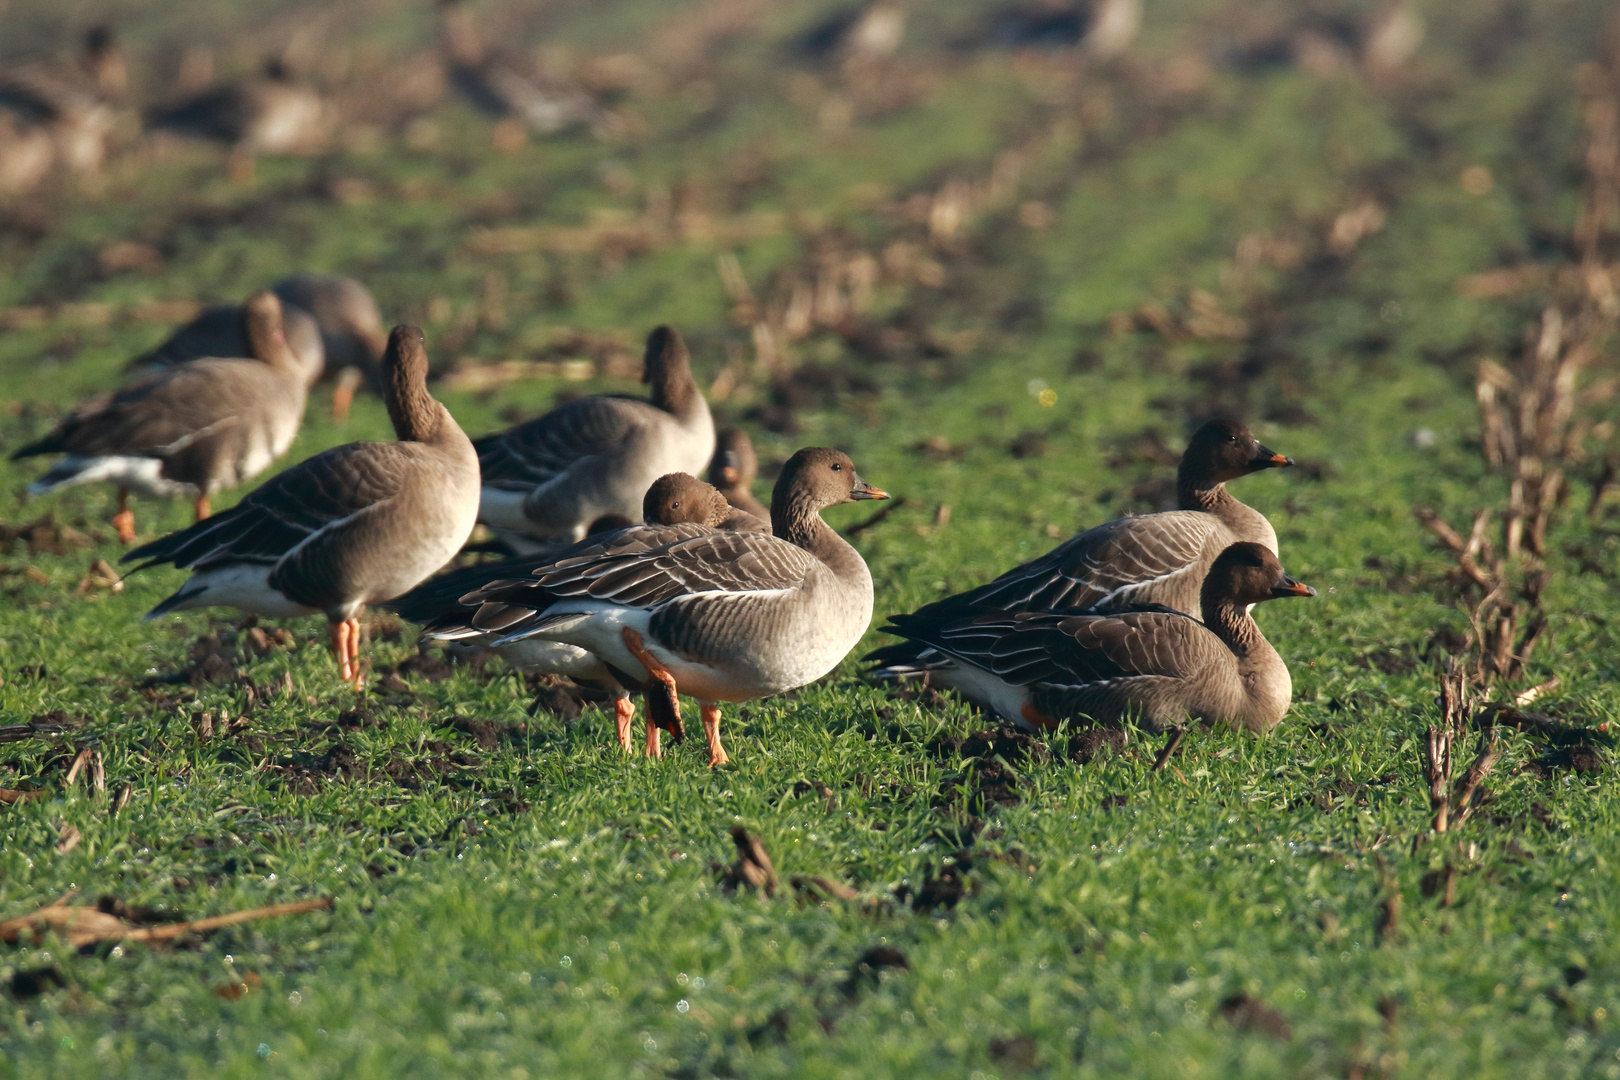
[12,285,1314,767]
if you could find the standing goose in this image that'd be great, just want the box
[883,542,1314,734]
[708,427,771,524]
[474,325,715,551]
[465,448,888,766]
[138,273,388,421]
[150,57,327,177]
[12,290,312,543]
[437,0,600,137]
[867,418,1292,685]
[122,326,479,688]
[390,473,752,754]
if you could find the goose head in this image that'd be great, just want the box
[772,447,888,520]
[710,428,758,490]
[1203,542,1315,609]
[640,325,696,411]
[1181,419,1293,486]
[642,472,732,527]
[241,290,302,374]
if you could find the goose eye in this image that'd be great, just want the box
[831,463,842,471]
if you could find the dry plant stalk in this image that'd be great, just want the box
[0,897,334,948]
[1421,663,1501,834]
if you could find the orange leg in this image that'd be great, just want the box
[329,621,351,683]
[645,714,661,758]
[621,627,684,748]
[111,488,136,545]
[331,369,361,423]
[193,494,212,521]
[344,618,364,689]
[700,702,729,768]
[613,695,636,753]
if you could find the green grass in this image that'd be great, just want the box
[4,0,1620,1076]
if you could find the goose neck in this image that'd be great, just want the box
[1176,470,1233,514]
[1202,596,1263,657]
[386,372,445,443]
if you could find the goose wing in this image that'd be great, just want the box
[123,441,415,572]
[474,395,655,491]
[886,607,1216,689]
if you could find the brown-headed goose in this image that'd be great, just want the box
[474,326,715,551]
[122,326,479,688]
[884,542,1313,734]
[437,0,600,136]
[390,473,752,754]
[867,418,1292,684]
[465,448,888,766]
[138,274,388,421]
[12,290,312,543]
[708,427,771,524]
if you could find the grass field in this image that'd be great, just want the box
[3,1,1620,1076]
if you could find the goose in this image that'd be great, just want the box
[150,57,327,168]
[0,26,124,193]
[390,473,752,754]
[474,325,715,551]
[883,542,1313,734]
[465,447,888,766]
[122,325,479,688]
[437,0,599,136]
[12,290,312,543]
[867,418,1292,684]
[138,274,388,421]
[708,427,771,524]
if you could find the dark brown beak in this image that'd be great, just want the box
[1252,443,1293,469]
[850,475,889,501]
[1271,576,1315,598]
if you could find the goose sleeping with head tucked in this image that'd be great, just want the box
[884,542,1313,735]
[462,447,888,766]
[12,290,314,543]
[123,326,479,687]
[474,325,715,552]
[389,472,759,754]
[868,418,1292,693]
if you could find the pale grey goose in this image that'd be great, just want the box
[474,325,715,551]
[123,326,479,688]
[390,473,755,754]
[465,448,888,766]
[138,273,388,421]
[883,542,1313,734]
[708,427,771,525]
[867,418,1292,689]
[12,290,312,543]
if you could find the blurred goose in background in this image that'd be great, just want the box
[391,473,750,754]
[984,0,1141,57]
[463,447,887,767]
[474,325,715,552]
[150,56,327,173]
[123,326,478,688]
[12,291,312,543]
[794,2,906,65]
[868,419,1292,685]
[884,542,1313,734]
[708,427,770,524]
[0,25,126,194]
[137,273,388,421]
[437,0,599,136]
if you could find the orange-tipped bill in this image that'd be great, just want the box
[1271,575,1315,598]
[851,478,889,500]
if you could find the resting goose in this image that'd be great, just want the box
[12,290,312,543]
[708,427,771,524]
[390,473,751,754]
[466,448,888,766]
[150,57,327,173]
[867,418,1292,684]
[474,325,715,551]
[122,326,479,688]
[0,26,123,192]
[437,0,600,136]
[138,274,388,421]
[884,542,1313,734]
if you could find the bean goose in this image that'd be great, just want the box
[390,473,752,754]
[465,447,888,766]
[884,542,1313,734]
[12,290,312,543]
[437,0,600,136]
[138,274,388,421]
[121,326,479,688]
[150,57,327,174]
[867,419,1292,688]
[0,27,123,194]
[708,427,771,524]
[474,325,715,551]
